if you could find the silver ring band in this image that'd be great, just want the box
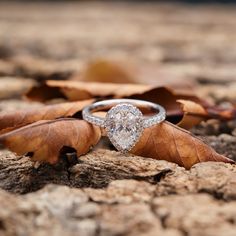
[82,99,166,128]
[82,99,166,152]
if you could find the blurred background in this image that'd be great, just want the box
[0,0,236,104]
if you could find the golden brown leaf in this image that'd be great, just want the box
[26,80,151,102]
[176,99,209,129]
[0,119,101,164]
[176,100,236,129]
[206,106,236,121]
[0,100,93,135]
[131,121,234,169]
[128,86,203,117]
[76,59,137,84]
[71,59,193,86]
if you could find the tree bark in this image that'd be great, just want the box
[0,149,235,235]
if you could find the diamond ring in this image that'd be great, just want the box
[82,99,166,153]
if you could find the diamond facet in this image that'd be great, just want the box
[105,103,144,152]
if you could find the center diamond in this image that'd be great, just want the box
[105,103,144,152]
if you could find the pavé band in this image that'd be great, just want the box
[82,99,166,153]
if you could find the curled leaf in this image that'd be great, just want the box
[0,119,101,164]
[0,100,93,135]
[176,100,236,129]
[176,99,209,129]
[131,121,234,169]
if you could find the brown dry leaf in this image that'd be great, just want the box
[0,100,93,135]
[0,117,233,168]
[131,121,234,169]
[128,87,205,125]
[75,59,137,84]
[26,80,151,102]
[0,77,36,99]
[0,119,101,164]
[206,106,236,121]
[176,100,236,129]
[130,86,236,128]
[71,59,193,87]
[176,100,209,129]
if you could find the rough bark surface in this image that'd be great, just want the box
[0,2,236,236]
[0,149,236,236]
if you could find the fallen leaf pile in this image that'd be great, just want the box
[0,60,235,168]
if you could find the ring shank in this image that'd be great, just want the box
[82,99,166,128]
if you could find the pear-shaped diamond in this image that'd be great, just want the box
[105,103,144,152]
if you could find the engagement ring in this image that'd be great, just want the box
[82,99,166,153]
